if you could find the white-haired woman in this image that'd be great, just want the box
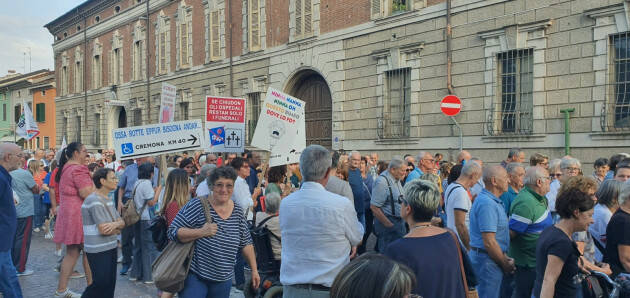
[385,179,472,298]
[546,157,581,221]
[604,183,630,277]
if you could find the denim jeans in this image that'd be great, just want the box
[130,220,157,281]
[283,285,330,298]
[234,251,245,286]
[469,249,503,298]
[373,216,406,253]
[33,194,45,228]
[513,266,536,298]
[0,249,22,298]
[178,272,232,298]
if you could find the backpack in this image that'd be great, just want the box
[149,215,168,251]
[121,182,149,227]
[250,215,280,273]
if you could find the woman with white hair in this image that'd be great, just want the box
[254,192,282,260]
[546,157,581,221]
[604,182,630,277]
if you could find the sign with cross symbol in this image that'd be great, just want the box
[205,96,246,153]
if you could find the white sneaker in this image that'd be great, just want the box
[17,269,34,276]
[45,232,53,239]
[33,227,40,233]
[117,255,123,263]
[55,249,62,257]
[54,289,82,298]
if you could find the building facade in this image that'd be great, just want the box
[45,0,630,165]
[0,70,55,149]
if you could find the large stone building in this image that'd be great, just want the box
[45,0,630,165]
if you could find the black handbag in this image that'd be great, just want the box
[148,215,168,251]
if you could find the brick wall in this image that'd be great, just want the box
[266,0,289,47]
[320,0,370,34]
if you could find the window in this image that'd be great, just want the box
[379,68,410,138]
[371,0,418,18]
[93,113,100,145]
[95,16,100,23]
[247,92,262,144]
[75,116,81,143]
[93,55,101,88]
[63,116,68,140]
[36,137,40,148]
[179,23,189,67]
[43,137,49,149]
[392,0,410,14]
[75,60,82,92]
[35,103,45,122]
[178,102,189,121]
[209,10,221,60]
[497,49,533,134]
[249,0,261,51]
[115,6,121,13]
[42,90,46,96]
[134,109,142,126]
[133,41,143,80]
[112,48,121,85]
[611,33,630,129]
[61,66,68,95]
[159,32,167,73]
[2,104,6,121]
[295,0,312,38]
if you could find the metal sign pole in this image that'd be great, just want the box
[450,116,463,152]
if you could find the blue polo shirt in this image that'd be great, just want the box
[0,165,17,251]
[404,168,424,184]
[499,185,518,215]
[118,163,158,198]
[469,188,510,252]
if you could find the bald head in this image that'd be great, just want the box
[0,143,21,171]
[483,165,507,185]
[457,150,471,163]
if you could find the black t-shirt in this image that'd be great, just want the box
[533,225,581,298]
[604,208,630,276]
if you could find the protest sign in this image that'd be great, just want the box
[159,82,176,123]
[113,119,203,159]
[205,96,246,153]
[250,87,306,167]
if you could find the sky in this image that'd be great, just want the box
[0,0,84,76]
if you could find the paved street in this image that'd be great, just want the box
[18,231,245,298]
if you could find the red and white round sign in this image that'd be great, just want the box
[440,95,462,116]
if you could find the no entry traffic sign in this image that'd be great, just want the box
[440,95,462,116]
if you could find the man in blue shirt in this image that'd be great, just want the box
[116,157,158,275]
[469,165,515,298]
[499,163,525,215]
[348,151,367,227]
[0,143,24,297]
[405,151,434,184]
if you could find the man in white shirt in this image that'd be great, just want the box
[195,164,216,197]
[230,157,261,219]
[280,145,364,297]
[445,160,482,250]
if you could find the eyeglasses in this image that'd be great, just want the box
[213,183,234,190]
[563,167,580,173]
[550,173,562,178]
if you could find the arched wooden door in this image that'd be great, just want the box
[289,73,333,149]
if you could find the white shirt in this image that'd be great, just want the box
[279,181,364,287]
[231,176,253,219]
[470,179,485,198]
[546,179,561,212]
[589,204,613,262]
[196,180,211,198]
[445,183,471,238]
[133,179,155,220]
[105,161,121,171]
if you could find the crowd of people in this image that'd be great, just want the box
[1,142,630,298]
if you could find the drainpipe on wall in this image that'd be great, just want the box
[146,0,151,123]
[83,10,88,140]
[228,0,234,97]
[560,108,575,156]
[445,0,462,152]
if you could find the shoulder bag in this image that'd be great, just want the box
[152,197,213,293]
[448,229,479,298]
[121,181,149,227]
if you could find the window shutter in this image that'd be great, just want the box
[250,0,260,50]
[211,10,220,60]
[295,0,302,36]
[180,23,188,66]
[304,0,312,34]
[160,32,166,72]
[371,0,381,18]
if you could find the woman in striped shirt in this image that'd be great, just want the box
[168,166,260,298]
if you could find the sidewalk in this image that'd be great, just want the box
[18,230,245,297]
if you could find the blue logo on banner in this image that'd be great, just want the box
[209,127,225,146]
[121,143,134,155]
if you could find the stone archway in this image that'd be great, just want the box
[285,69,333,149]
[107,106,127,149]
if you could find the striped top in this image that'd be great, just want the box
[81,192,121,253]
[167,197,252,282]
